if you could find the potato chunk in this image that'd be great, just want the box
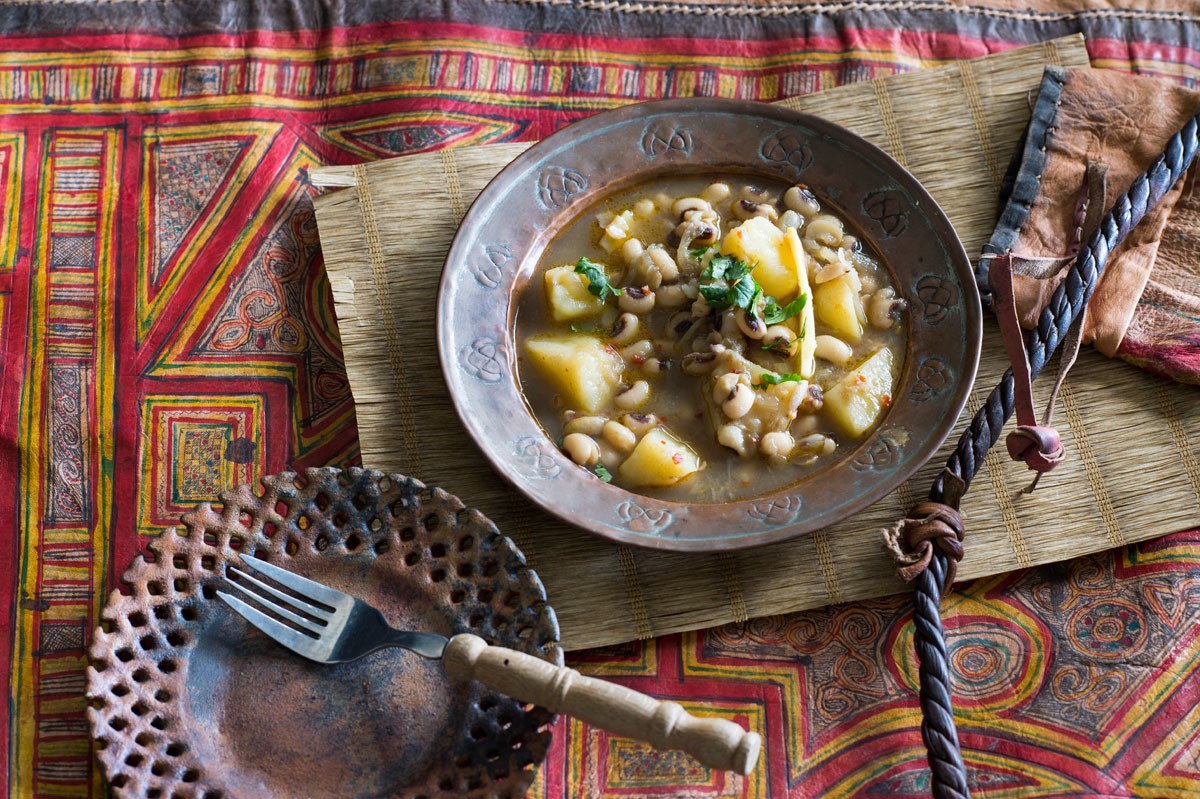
[523,334,624,414]
[544,264,606,322]
[814,273,864,342]
[720,216,796,300]
[618,426,704,488]
[824,347,896,438]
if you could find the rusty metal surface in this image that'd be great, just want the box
[437,97,982,552]
[87,467,561,799]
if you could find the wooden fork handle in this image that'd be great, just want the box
[442,633,761,775]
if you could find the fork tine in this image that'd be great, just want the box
[240,553,346,608]
[217,591,327,660]
[223,574,327,634]
[229,565,332,623]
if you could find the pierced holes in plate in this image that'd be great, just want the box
[132,669,150,684]
[203,531,219,547]
[429,568,447,584]
[182,769,199,783]
[108,717,128,732]
[181,606,198,623]
[374,539,391,556]
[344,534,361,552]
[457,563,474,578]
[155,689,172,703]
[297,515,310,532]
[438,777,455,791]
[399,527,415,543]
[158,659,178,674]
[115,648,135,663]
[154,605,172,620]
[480,561,498,578]
[147,581,165,597]
[315,535,329,552]
[166,629,189,647]
[147,788,162,799]
[134,732,154,747]
[124,753,143,768]
[131,702,149,717]
[110,774,128,789]
[423,514,440,532]
[173,578,190,594]
[263,522,278,539]
[172,555,187,570]
[403,551,420,567]
[458,535,475,552]
[111,684,130,698]
[352,492,369,511]
[477,588,494,604]
[274,500,289,518]
[150,716,169,731]
[449,589,467,604]
[333,511,350,528]
[151,760,169,777]
[128,611,147,629]
[285,538,300,557]
[315,493,330,511]
[201,584,217,600]
[165,742,187,757]
[200,555,216,571]
[430,543,446,559]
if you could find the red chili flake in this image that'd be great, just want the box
[632,355,646,365]
[672,453,683,464]
[882,395,892,407]
[855,373,867,385]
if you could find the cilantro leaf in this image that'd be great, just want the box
[762,293,808,325]
[699,284,732,308]
[574,257,621,302]
[756,372,804,390]
[592,463,613,482]
[689,245,713,259]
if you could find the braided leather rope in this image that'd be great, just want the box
[913,115,1200,799]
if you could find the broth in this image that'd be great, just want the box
[515,175,906,503]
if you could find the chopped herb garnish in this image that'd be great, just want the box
[761,338,792,353]
[689,245,714,259]
[756,372,804,390]
[592,463,613,482]
[574,257,621,302]
[762,293,808,325]
[699,254,761,314]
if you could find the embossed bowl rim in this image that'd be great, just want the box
[437,97,981,552]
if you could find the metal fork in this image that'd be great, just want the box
[218,553,760,775]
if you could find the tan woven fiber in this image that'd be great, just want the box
[312,36,1200,651]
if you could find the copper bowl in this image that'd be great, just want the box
[437,98,981,552]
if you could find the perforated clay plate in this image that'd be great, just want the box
[87,467,561,799]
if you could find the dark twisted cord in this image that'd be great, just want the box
[913,114,1200,799]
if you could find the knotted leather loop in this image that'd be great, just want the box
[1005,424,1065,472]
[882,497,965,592]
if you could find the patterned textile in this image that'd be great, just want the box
[1,1,1199,797]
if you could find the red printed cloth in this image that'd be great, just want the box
[1,2,1199,797]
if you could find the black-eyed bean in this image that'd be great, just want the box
[799,383,824,414]
[645,246,679,283]
[564,415,607,436]
[717,423,750,455]
[868,287,906,329]
[718,311,741,339]
[621,237,645,265]
[735,308,766,340]
[614,380,651,409]
[722,383,755,419]
[783,185,821,217]
[739,185,769,201]
[712,371,741,404]
[760,431,795,460]
[672,196,712,219]
[762,325,797,354]
[814,335,853,365]
[657,283,688,308]
[618,286,656,315]
[702,182,731,203]
[609,312,640,345]
[779,209,803,230]
[619,339,655,363]
[563,433,601,466]
[805,214,844,246]
[682,351,718,374]
[602,420,637,452]
[641,357,671,375]
[733,199,778,221]
[633,198,656,217]
[620,413,659,436]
